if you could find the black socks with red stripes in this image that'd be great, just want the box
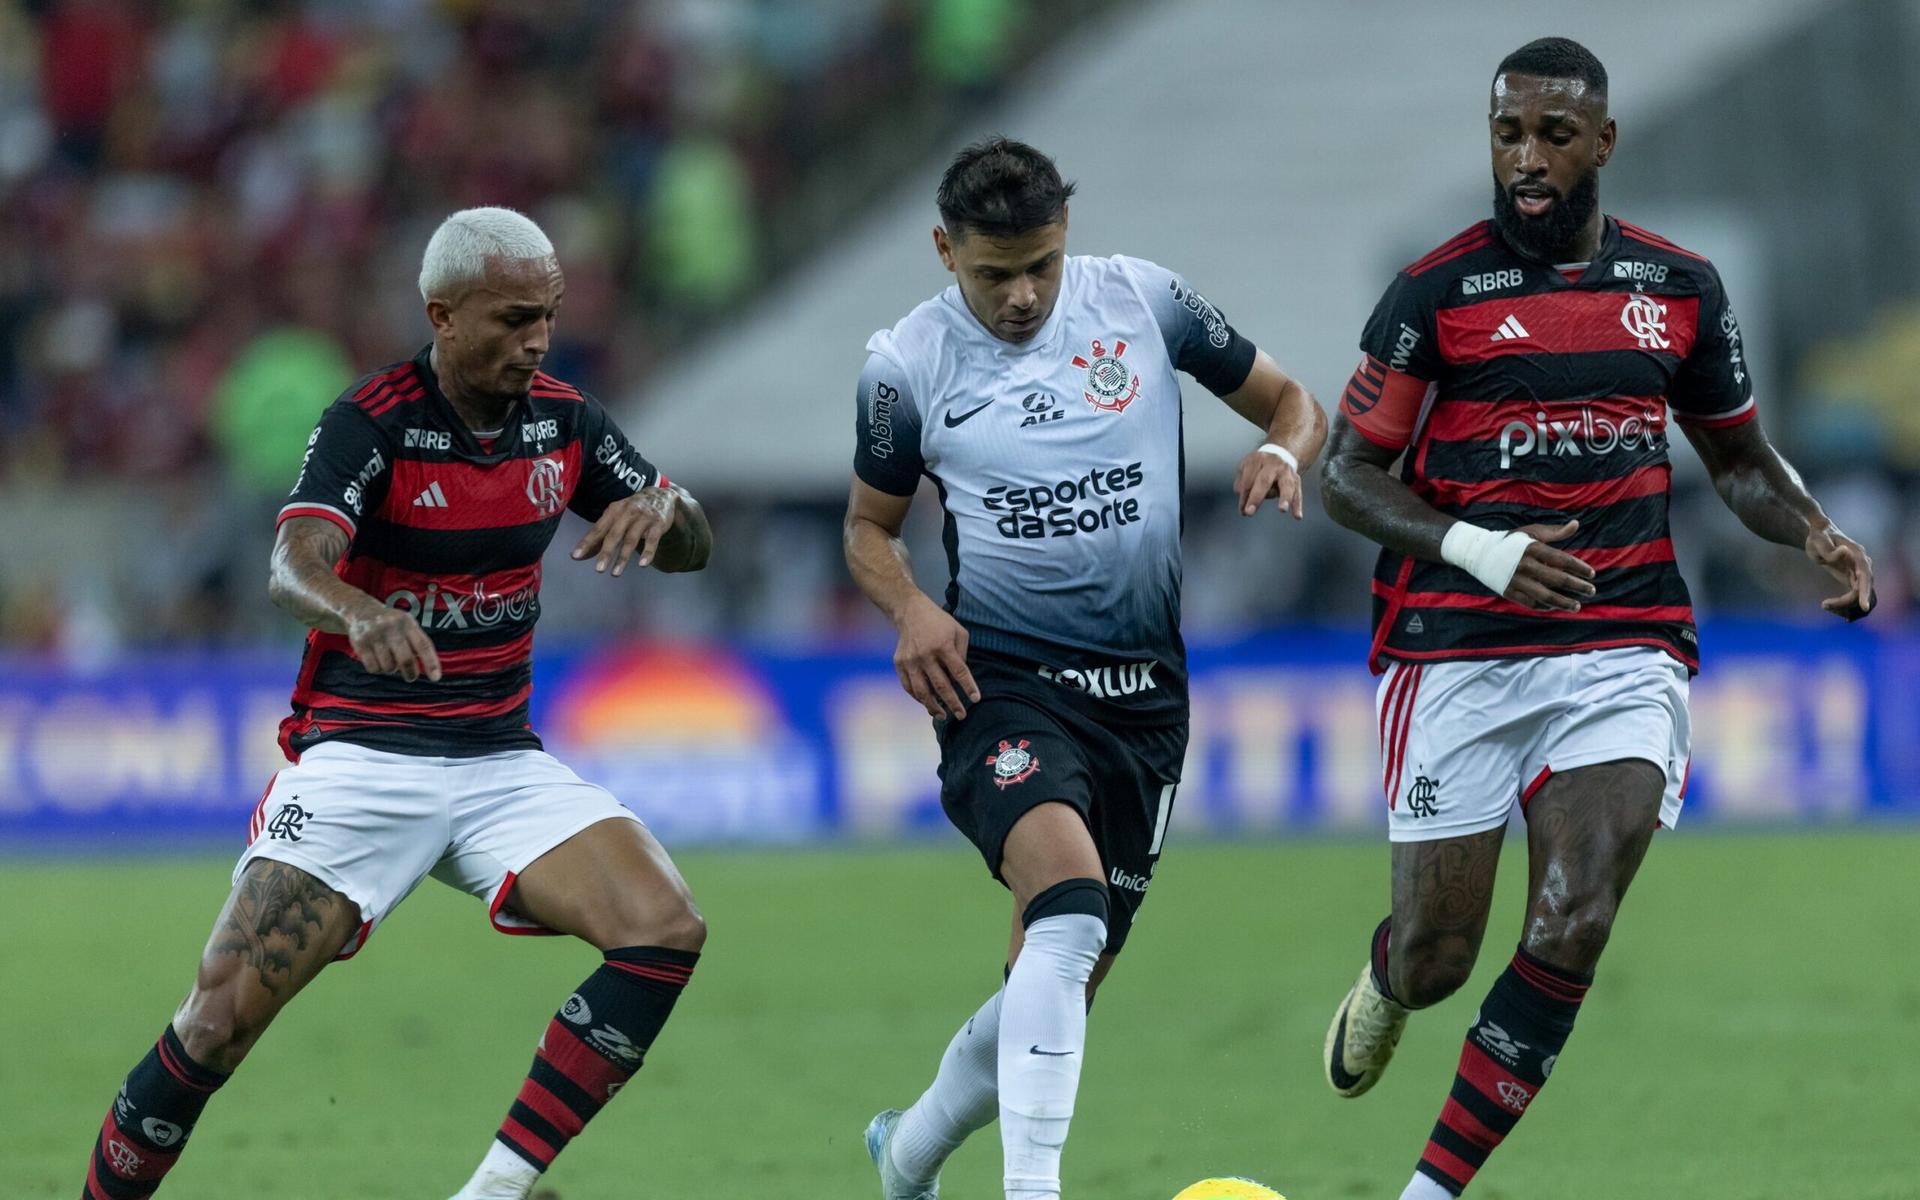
[1413,946,1591,1195]
[83,1025,230,1199]
[492,945,700,1172]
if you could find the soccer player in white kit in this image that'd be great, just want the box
[845,137,1326,1200]
[75,208,714,1200]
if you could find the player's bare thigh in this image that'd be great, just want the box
[1521,758,1663,973]
[1389,824,1505,1008]
[502,816,706,953]
[174,859,364,1072]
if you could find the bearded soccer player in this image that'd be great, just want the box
[76,208,714,1200]
[1318,39,1876,1199]
[846,137,1326,1200]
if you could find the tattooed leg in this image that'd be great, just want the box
[173,859,363,1071]
[1388,825,1506,1009]
[1522,759,1664,972]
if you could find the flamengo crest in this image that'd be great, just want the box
[1620,293,1670,350]
[1072,338,1140,413]
[986,739,1041,788]
[526,456,566,515]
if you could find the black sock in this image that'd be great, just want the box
[494,946,700,1171]
[83,1025,230,1199]
[1368,915,1407,1006]
[1415,946,1591,1195]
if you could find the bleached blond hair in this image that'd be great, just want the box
[417,207,556,302]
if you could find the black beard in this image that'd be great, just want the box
[1492,170,1600,262]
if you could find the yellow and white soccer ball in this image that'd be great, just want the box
[1171,1179,1287,1200]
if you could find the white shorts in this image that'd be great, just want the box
[1376,647,1690,843]
[236,742,641,959]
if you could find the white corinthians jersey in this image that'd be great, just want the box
[853,254,1257,723]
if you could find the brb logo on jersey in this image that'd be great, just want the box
[526,456,566,515]
[1498,407,1666,470]
[986,739,1040,789]
[1620,293,1671,350]
[1071,338,1140,413]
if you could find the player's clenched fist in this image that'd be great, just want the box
[894,594,981,720]
[346,603,442,682]
[573,486,677,576]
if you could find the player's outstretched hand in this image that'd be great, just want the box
[1233,447,1304,518]
[347,603,441,683]
[573,487,677,577]
[1806,521,1875,621]
[1505,520,1597,612]
[894,594,981,720]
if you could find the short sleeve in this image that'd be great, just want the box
[278,402,392,541]
[1668,271,1756,428]
[1359,271,1440,381]
[1123,256,1258,397]
[852,352,924,496]
[570,393,666,521]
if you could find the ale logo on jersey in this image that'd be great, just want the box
[1071,338,1140,413]
[986,738,1040,789]
[526,456,566,515]
[1620,293,1671,350]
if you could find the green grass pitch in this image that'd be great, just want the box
[7,831,1915,1199]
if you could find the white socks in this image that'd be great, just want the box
[449,1140,539,1200]
[889,988,1005,1184]
[1400,1172,1456,1200]
[998,912,1106,1200]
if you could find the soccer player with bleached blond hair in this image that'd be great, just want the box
[76,206,715,1200]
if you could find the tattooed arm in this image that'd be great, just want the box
[268,516,441,682]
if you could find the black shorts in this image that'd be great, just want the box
[936,678,1182,956]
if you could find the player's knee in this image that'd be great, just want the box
[1391,939,1477,1009]
[1523,892,1619,969]
[599,892,706,953]
[174,987,272,1073]
[655,900,707,953]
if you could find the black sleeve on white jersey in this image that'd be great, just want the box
[1667,269,1757,426]
[278,401,392,541]
[1129,258,1258,396]
[1359,271,1441,381]
[570,393,666,522]
[852,352,924,496]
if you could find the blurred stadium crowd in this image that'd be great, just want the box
[0,0,1914,656]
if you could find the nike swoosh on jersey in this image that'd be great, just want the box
[1029,1045,1074,1056]
[943,399,995,427]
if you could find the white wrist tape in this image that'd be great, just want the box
[1256,442,1299,471]
[1441,522,1535,597]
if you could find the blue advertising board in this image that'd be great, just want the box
[1,621,1913,849]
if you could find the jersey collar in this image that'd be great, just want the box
[412,344,529,462]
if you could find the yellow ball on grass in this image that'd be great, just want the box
[1170,1178,1287,1200]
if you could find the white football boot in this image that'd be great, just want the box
[448,1142,540,1200]
[864,1108,940,1200]
[1324,963,1410,1097]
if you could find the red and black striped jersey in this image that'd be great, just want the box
[275,346,665,759]
[1340,217,1755,674]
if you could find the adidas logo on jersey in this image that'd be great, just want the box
[1490,315,1531,341]
[412,481,449,508]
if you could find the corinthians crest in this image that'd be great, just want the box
[985,738,1041,789]
[1071,337,1140,413]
